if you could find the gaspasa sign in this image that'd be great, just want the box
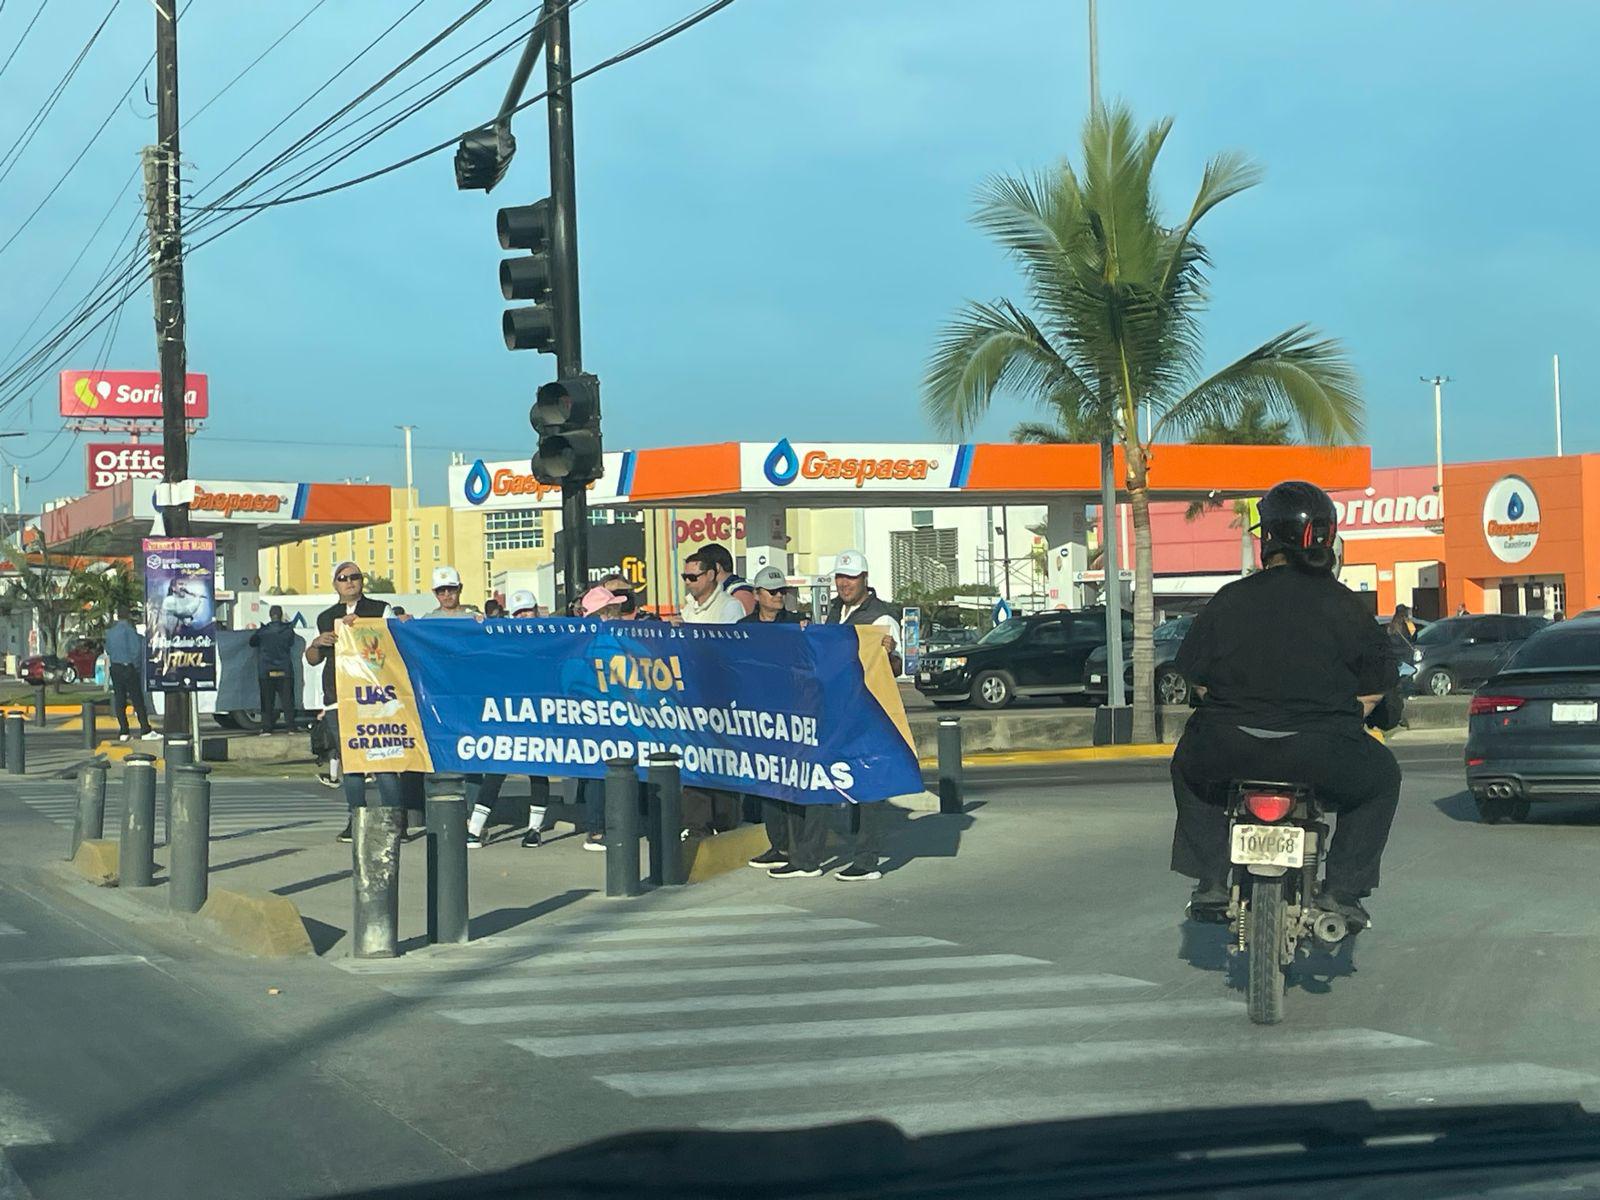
[59,370,209,419]
[86,443,165,490]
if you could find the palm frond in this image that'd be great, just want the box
[922,300,1090,437]
[1153,325,1363,445]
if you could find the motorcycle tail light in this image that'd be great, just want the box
[1243,791,1294,822]
[1468,695,1525,716]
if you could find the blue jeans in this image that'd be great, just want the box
[324,708,404,812]
[578,777,604,834]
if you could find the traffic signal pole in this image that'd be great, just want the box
[148,0,192,743]
[544,1,587,609]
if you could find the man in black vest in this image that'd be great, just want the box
[304,562,401,842]
[769,551,899,882]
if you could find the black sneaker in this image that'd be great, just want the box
[336,819,353,843]
[835,864,882,882]
[1186,881,1229,924]
[768,862,822,879]
[748,848,787,869]
[520,829,541,849]
[1317,891,1371,930]
[466,830,486,850]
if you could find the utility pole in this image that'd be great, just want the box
[147,0,191,742]
[396,425,416,495]
[1087,0,1099,110]
[545,0,587,606]
[1553,354,1564,457]
[1420,375,1450,506]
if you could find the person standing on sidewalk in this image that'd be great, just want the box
[304,562,397,842]
[771,551,899,882]
[672,553,745,839]
[248,605,300,735]
[739,566,808,871]
[104,608,157,741]
[422,566,480,619]
[700,542,756,616]
[466,589,552,850]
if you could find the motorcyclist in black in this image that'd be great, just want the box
[1169,480,1401,929]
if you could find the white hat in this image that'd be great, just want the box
[751,565,789,590]
[508,588,537,615]
[832,550,868,577]
[431,565,462,590]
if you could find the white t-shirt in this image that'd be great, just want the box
[681,587,744,624]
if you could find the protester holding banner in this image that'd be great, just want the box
[306,562,399,842]
[700,542,756,617]
[422,566,481,619]
[770,551,899,881]
[464,589,549,850]
[739,566,809,871]
[676,550,744,625]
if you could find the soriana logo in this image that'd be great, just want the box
[59,370,209,419]
[1482,474,1541,563]
[87,443,164,490]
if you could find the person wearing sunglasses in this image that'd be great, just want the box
[304,561,401,841]
[420,565,482,620]
[675,551,744,625]
[737,565,806,626]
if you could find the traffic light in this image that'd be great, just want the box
[530,373,602,485]
[498,198,557,353]
[455,127,514,192]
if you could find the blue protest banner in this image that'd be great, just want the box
[334,618,921,805]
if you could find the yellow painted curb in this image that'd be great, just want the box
[94,743,165,767]
[197,888,313,957]
[919,743,1175,767]
[685,824,770,884]
[70,839,119,886]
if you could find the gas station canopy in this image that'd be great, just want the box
[41,478,391,556]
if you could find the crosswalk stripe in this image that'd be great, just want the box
[562,905,806,922]
[441,974,1156,1023]
[596,1029,1430,1098]
[704,1062,1600,1133]
[0,1086,51,1147]
[342,936,968,977]
[515,999,1246,1058]
[378,952,1051,995]
[0,923,21,937]
[481,917,875,945]
[0,954,150,974]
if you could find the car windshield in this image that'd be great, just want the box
[1154,617,1192,644]
[1506,626,1600,671]
[1415,618,1468,646]
[977,618,1028,646]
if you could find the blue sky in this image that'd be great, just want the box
[0,0,1593,505]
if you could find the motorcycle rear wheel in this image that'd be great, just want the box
[1246,874,1287,1025]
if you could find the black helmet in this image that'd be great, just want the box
[1256,480,1338,571]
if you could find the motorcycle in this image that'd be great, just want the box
[1225,781,1356,1025]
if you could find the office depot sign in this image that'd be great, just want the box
[59,370,209,419]
[86,443,165,490]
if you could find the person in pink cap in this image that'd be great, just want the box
[579,585,625,619]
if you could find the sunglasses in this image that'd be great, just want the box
[681,569,709,582]
[759,586,791,596]
[434,584,461,592]
[335,572,363,583]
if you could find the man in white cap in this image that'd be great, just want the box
[770,550,899,882]
[422,565,480,619]
[305,561,398,841]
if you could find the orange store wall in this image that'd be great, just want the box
[1442,455,1594,614]
[1340,533,1442,615]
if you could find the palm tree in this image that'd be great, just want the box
[1185,398,1294,570]
[0,531,115,655]
[924,103,1362,742]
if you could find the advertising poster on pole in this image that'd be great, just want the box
[142,537,218,691]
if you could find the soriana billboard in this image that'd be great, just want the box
[59,370,209,419]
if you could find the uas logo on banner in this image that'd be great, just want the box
[142,537,218,690]
[335,619,921,805]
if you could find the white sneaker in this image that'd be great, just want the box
[582,836,606,852]
[118,733,131,743]
[140,730,161,740]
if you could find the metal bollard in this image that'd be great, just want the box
[603,756,642,898]
[648,752,686,887]
[351,805,405,958]
[69,759,109,860]
[162,737,193,847]
[4,711,24,775]
[31,682,46,727]
[937,717,964,814]
[119,753,158,887]
[81,700,101,751]
[168,764,212,913]
[425,784,469,946]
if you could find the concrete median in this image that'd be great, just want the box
[196,888,314,957]
[69,839,119,887]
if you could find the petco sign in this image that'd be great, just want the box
[86,443,164,490]
[59,370,209,419]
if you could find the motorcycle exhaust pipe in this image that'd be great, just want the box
[1313,911,1349,944]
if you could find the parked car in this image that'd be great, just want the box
[920,624,979,656]
[17,639,101,685]
[914,608,1132,709]
[1464,620,1600,822]
[1407,614,1547,696]
[1081,615,1195,706]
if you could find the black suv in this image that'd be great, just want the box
[914,608,1133,709]
[1409,613,1548,696]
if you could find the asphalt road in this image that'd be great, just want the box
[3,737,1599,1198]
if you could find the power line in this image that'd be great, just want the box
[0,0,119,189]
[0,0,52,84]
[197,0,740,215]
[184,0,335,128]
